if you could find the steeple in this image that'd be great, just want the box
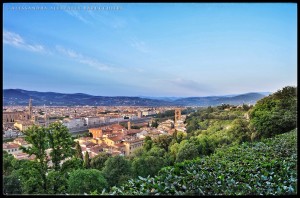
[29,98,33,119]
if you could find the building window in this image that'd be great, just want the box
[8,150,10,152]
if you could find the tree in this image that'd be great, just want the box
[20,125,48,193]
[196,136,216,156]
[74,141,83,160]
[249,86,297,138]
[186,117,200,133]
[147,145,166,158]
[46,170,68,194]
[61,157,83,174]
[12,160,45,194]
[131,147,144,158]
[131,144,167,178]
[227,118,251,144]
[176,142,199,163]
[3,151,18,176]
[242,103,250,111]
[175,131,187,143]
[3,172,22,195]
[83,151,90,169]
[132,155,165,178]
[151,119,159,128]
[206,106,214,113]
[90,152,111,170]
[169,142,180,161]
[67,169,108,194]
[102,156,132,187]
[47,122,74,171]
[143,136,153,152]
[153,134,173,152]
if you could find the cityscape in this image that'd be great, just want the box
[3,3,297,196]
[3,98,187,159]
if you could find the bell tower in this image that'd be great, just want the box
[29,98,33,119]
[128,121,131,130]
[174,108,181,123]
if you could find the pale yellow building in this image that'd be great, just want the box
[123,138,144,156]
[14,121,34,132]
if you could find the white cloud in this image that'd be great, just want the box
[86,8,127,29]
[3,29,114,72]
[55,45,112,71]
[65,10,93,26]
[3,30,46,53]
[130,39,149,53]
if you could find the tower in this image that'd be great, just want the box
[128,121,131,130]
[137,111,142,118]
[29,98,33,119]
[174,108,181,123]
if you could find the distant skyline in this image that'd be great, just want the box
[3,3,297,97]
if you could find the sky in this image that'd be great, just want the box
[3,3,297,97]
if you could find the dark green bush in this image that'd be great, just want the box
[103,129,297,195]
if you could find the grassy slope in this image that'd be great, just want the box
[107,129,297,195]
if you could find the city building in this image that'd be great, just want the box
[84,116,101,126]
[123,138,144,156]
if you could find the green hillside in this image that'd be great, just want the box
[106,129,297,195]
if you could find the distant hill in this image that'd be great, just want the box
[172,92,266,106]
[3,89,267,106]
[3,89,172,106]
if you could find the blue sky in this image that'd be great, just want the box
[3,3,297,97]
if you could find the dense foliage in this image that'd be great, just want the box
[249,86,297,138]
[101,155,132,187]
[67,169,108,194]
[104,129,297,195]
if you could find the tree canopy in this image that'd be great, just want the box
[249,86,297,138]
[67,169,108,194]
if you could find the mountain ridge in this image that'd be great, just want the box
[3,89,268,106]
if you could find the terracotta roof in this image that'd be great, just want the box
[85,142,97,148]
[14,137,25,142]
[13,138,29,145]
[103,129,113,134]
[99,142,109,148]
[125,138,145,143]
[126,129,142,135]
[89,127,102,131]
[108,135,124,142]
[114,143,125,148]
[3,143,20,149]
[111,124,125,130]
[13,153,35,160]
[89,145,104,153]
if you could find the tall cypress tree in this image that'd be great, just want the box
[75,141,83,160]
[83,151,90,169]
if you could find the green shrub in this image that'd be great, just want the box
[104,129,297,195]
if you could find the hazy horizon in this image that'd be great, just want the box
[3,87,274,98]
[3,3,297,97]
